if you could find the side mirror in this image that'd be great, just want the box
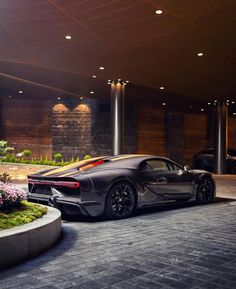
[183,165,191,172]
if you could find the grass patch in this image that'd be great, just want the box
[0,201,47,230]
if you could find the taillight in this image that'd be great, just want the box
[28,179,80,188]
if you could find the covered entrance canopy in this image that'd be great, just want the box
[0,1,236,172]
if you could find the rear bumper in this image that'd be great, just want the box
[27,193,99,217]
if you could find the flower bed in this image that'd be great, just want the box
[0,182,48,230]
[0,201,48,230]
[0,182,26,211]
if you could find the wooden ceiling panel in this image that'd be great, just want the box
[0,0,236,109]
[0,1,60,24]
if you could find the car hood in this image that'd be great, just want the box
[189,169,211,175]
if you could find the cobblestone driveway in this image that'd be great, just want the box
[0,199,236,289]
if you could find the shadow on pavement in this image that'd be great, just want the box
[61,197,235,223]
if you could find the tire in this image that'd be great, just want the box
[196,176,214,204]
[105,181,137,219]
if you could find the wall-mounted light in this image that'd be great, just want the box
[99,66,104,70]
[201,108,204,111]
[80,97,83,100]
[57,97,61,100]
[92,75,96,78]
[160,86,165,90]
[162,102,166,106]
[208,102,211,105]
[232,101,235,104]
[197,52,204,57]
[155,9,163,15]
[65,35,72,40]
[90,91,94,94]
[18,90,23,94]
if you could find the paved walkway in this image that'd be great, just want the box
[0,176,235,289]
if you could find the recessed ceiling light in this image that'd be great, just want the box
[90,91,94,94]
[18,90,23,94]
[201,108,204,111]
[80,97,83,100]
[160,86,165,90]
[92,75,96,78]
[65,35,72,40]
[232,101,235,104]
[99,66,104,70]
[57,97,61,100]
[197,52,204,57]
[208,102,211,105]
[162,102,166,106]
[155,9,163,15]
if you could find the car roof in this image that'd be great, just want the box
[84,154,179,171]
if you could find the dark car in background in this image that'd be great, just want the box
[193,148,236,173]
[28,154,215,219]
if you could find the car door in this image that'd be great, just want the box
[140,158,194,202]
[203,149,214,169]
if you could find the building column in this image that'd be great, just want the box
[214,102,228,174]
[110,80,126,155]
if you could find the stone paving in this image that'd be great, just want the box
[0,198,236,289]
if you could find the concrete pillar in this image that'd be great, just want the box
[110,80,125,155]
[214,102,228,174]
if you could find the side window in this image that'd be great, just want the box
[167,161,181,172]
[146,160,169,172]
[139,161,153,171]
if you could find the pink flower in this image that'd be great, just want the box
[0,182,27,209]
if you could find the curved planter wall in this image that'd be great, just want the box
[0,206,61,269]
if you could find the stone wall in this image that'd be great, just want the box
[52,99,137,160]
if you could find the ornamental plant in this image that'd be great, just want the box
[84,154,92,160]
[0,140,14,156]
[22,149,32,157]
[0,182,27,211]
[54,153,63,162]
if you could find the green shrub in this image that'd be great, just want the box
[0,140,14,156]
[54,153,63,162]
[23,149,32,157]
[3,154,16,163]
[84,154,92,160]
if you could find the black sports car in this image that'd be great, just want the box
[193,148,236,173]
[27,155,216,219]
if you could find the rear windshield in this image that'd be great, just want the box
[79,159,108,171]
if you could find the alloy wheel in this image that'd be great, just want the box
[196,176,214,203]
[105,182,136,219]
